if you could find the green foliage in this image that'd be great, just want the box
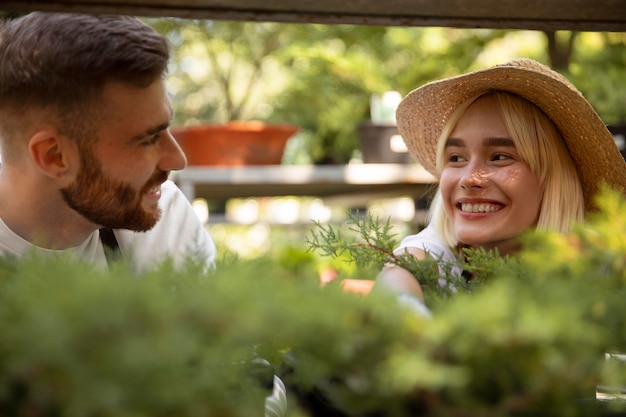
[149,18,292,124]
[0,256,274,416]
[1,189,626,416]
[305,210,491,301]
[268,25,378,163]
[148,18,626,163]
[0,252,419,416]
[569,33,626,124]
[306,210,400,270]
[302,188,626,416]
[269,25,511,164]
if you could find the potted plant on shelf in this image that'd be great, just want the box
[357,90,413,164]
[150,19,298,166]
[170,121,297,166]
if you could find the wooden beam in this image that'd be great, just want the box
[1,0,625,31]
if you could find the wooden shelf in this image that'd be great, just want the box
[172,163,437,205]
[2,0,624,31]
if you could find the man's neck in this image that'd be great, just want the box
[0,169,98,250]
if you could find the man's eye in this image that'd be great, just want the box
[143,134,160,146]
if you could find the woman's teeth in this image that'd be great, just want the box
[460,203,500,213]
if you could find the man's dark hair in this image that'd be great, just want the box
[0,12,170,157]
[0,12,169,113]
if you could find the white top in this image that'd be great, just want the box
[395,224,462,278]
[392,225,463,317]
[0,180,216,272]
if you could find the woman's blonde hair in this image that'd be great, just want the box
[429,91,585,248]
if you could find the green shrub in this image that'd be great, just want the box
[0,189,624,416]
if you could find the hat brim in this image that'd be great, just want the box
[396,60,626,211]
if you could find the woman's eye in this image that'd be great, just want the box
[492,153,512,161]
[447,154,465,163]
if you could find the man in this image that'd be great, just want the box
[0,13,288,415]
[0,12,216,271]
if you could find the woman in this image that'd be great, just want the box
[376,59,626,308]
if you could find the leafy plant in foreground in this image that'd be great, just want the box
[0,190,624,416]
[299,190,626,416]
[305,210,512,304]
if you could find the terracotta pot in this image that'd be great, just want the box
[171,121,298,166]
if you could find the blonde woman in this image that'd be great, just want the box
[376,59,626,310]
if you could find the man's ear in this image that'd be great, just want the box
[28,130,78,179]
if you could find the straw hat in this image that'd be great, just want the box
[396,58,626,211]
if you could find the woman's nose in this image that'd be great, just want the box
[459,163,489,189]
[158,130,188,172]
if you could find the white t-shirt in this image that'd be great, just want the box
[395,224,462,278]
[392,225,462,317]
[0,180,216,272]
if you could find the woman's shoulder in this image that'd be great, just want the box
[396,224,454,261]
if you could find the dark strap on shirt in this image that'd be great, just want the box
[99,228,121,265]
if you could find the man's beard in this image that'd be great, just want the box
[61,150,168,232]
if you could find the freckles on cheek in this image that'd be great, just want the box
[499,168,523,187]
[507,171,542,203]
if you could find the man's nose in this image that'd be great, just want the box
[158,130,187,172]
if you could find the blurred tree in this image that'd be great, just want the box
[148,18,292,125]
[148,19,626,163]
[545,30,578,71]
[269,25,390,164]
[568,32,626,125]
[269,25,509,164]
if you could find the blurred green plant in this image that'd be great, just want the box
[300,188,626,415]
[569,32,626,124]
[148,18,292,124]
[0,189,625,416]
